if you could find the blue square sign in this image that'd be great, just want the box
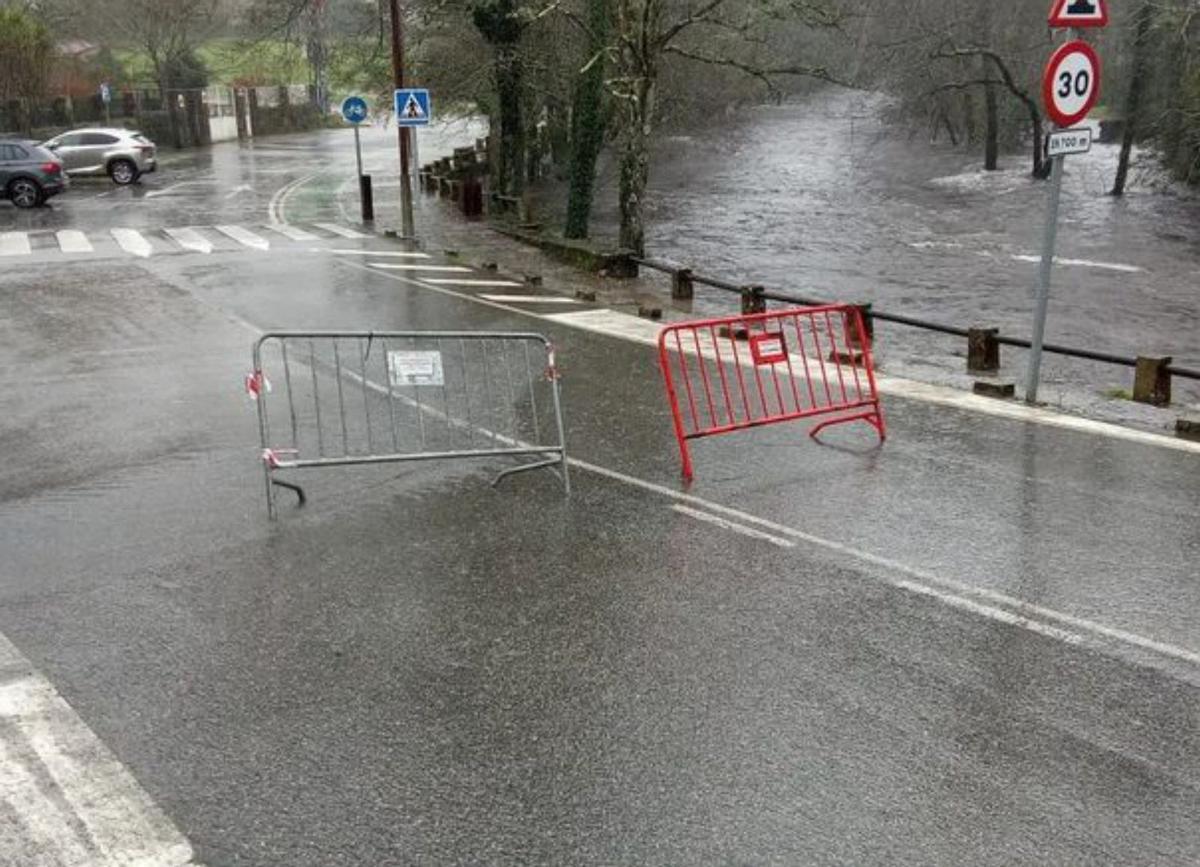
[394,89,431,127]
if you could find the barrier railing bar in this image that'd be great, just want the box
[309,338,325,457]
[281,341,299,449]
[635,258,1200,381]
[522,342,542,444]
[381,337,401,452]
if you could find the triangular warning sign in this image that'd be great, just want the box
[1048,0,1108,28]
[402,94,426,119]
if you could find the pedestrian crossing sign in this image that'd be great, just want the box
[394,88,431,127]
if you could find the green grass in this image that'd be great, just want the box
[113,39,310,87]
[1102,387,1133,401]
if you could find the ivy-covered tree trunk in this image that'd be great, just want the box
[563,0,611,239]
[474,0,526,196]
[618,77,654,256]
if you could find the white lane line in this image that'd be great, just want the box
[55,230,93,254]
[572,459,1200,671]
[266,223,320,242]
[478,294,581,304]
[368,263,473,272]
[214,224,270,251]
[314,313,1200,677]
[672,504,795,548]
[0,232,31,256]
[314,223,368,239]
[0,633,196,865]
[1012,254,1144,273]
[268,173,317,225]
[110,228,153,258]
[324,248,430,258]
[421,278,524,287]
[144,183,185,199]
[163,227,213,254]
[340,260,1200,456]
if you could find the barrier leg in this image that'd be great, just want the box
[809,410,887,443]
[271,477,307,508]
[263,460,277,521]
[659,345,695,481]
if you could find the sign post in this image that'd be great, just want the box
[393,88,430,238]
[341,96,373,223]
[1026,14,1104,404]
[100,82,111,125]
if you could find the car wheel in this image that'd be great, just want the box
[108,159,138,185]
[7,178,43,209]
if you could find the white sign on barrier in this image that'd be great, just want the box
[388,350,444,387]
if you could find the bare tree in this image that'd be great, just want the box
[609,0,842,255]
[0,5,53,134]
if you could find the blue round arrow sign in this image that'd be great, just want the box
[341,96,368,124]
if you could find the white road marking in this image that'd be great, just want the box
[571,459,1200,672]
[0,232,31,256]
[420,278,525,287]
[303,300,1200,678]
[144,183,185,199]
[368,263,473,272]
[478,294,581,304]
[0,633,196,865]
[110,228,153,258]
[326,248,430,258]
[163,227,213,254]
[268,173,317,225]
[314,223,368,239]
[672,504,795,548]
[214,225,270,251]
[55,230,93,254]
[1012,254,1144,273]
[225,184,254,199]
[266,223,320,242]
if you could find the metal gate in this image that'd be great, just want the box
[658,304,885,480]
[249,331,569,517]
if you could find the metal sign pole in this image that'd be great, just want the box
[1026,152,1063,404]
[353,124,363,178]
[389,0,415,240]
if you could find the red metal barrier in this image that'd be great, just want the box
[658,304,886,480]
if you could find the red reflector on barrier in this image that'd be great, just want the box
[658,304,886,480]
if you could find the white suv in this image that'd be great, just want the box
[42,127,158,185]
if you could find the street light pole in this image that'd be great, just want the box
[389,0,415,239]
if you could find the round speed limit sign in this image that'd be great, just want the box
[1042,40,1101,128]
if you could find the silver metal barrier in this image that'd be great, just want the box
[249,331,569,518]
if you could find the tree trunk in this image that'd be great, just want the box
[618,78,653,257]
[984,82,999,170]
[495,44,524,195]
[563,0,611,239]
[1112,1,1153,196]
[306,1,329,114]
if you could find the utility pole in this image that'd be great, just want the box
[389,0,415,239]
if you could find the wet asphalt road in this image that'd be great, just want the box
[2,131,1200,865]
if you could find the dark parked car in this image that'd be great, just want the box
[0,140,66,208]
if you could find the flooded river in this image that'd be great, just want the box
[586,90,1200,414]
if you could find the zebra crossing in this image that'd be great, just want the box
[0,222,370,262]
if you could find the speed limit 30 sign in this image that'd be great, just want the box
[1042,40,1101,128]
